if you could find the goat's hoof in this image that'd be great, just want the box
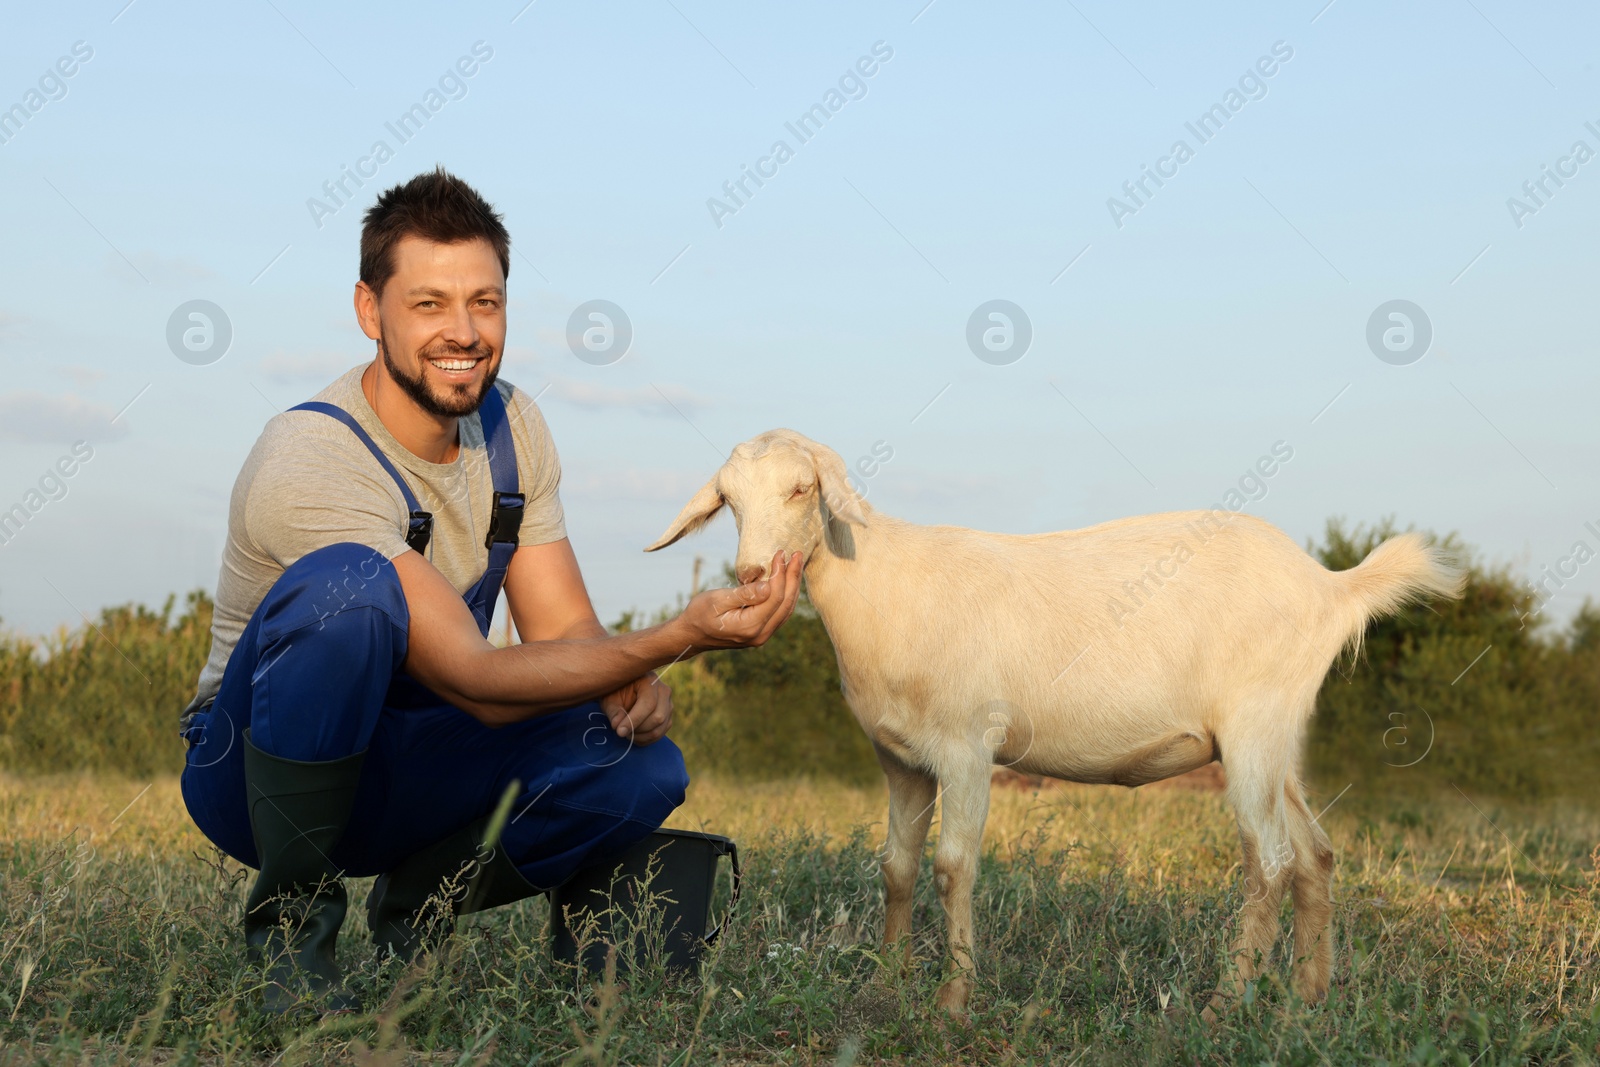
[878,938,914,966]
[1291,975,1330,1005]
[934,976,971,1015]
[871,941,913,983]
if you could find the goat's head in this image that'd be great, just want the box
[644,429,868,583]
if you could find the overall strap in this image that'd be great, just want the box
[477,384,520,500]
[289,401,434,554]
[468,385,525,636]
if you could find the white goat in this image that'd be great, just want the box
[646,429,1462,1014]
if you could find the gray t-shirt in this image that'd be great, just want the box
[190,363,565,708]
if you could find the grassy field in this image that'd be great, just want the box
[1,515,1593,1064]
[1,770,1596,1065]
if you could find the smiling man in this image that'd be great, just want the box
[178,168,803,1013]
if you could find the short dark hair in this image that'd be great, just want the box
[360,166,511,296]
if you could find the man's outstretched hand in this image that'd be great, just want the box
[599,551,803,742]
[601,671,673,744]
[677,550,804,654]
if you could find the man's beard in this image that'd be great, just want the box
[380,336,499,418]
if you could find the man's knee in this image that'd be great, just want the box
[501,736,690,888]
[625,739,689,826]
[550,733,689,827]
[264,542,408,640]
[235,542,409,761]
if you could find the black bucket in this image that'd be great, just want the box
[549,828,741,975]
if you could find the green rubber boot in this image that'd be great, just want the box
[367,817,539,963]
[241,729,365,1015]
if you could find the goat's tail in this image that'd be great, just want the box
[1333,532,1465,657]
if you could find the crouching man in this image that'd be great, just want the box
[178,167,803,1013]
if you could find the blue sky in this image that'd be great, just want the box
[2,0,1597,643]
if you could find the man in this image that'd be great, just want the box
[179,167,802,1013]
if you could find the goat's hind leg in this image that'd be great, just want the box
[875,744,937,966]
[1206,752,1292,1022]
[930,760,991,1014]
[1285,778,1335,1003]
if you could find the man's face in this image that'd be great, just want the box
[359,235,507,418]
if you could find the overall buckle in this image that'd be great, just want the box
[407,511,434,554]
[485,492,525,549]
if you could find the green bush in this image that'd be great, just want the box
[2,520,1596,801]
[1307,518,1600,801]
[0,591,211,776]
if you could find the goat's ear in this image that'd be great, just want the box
[644,476,724,551]
[811,445,867,526]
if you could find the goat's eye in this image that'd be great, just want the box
[790,485,810,500]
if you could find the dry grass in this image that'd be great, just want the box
[2,770,1597,1064]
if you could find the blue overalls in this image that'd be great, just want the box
[179,385,688,888]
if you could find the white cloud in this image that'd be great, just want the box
[259,350,367,383]
[544,378,711,416]
[101,251,218,286]
[499,344,550,374]
[862,467,1007,521]
[56,365,108,388]
[146,254,217,282]
[562,464,711,503]
[0,391,129,442]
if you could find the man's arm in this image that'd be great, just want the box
[392,545,802,726]
[503,538,608,642]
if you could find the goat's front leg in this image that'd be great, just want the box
[931,761,991,1014]
[875,744,937,964]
